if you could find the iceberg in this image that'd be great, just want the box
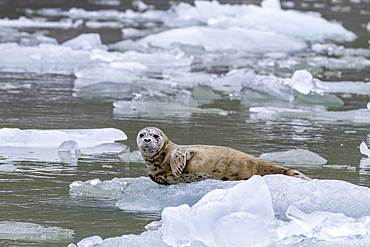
[0,221,74,242]
[0,128,126,148]
[259,149,327,165]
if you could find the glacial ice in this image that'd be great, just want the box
[0,128,126,148]
[70,175,370,246]
[0,221,74,242]
[250,106,370,124]
[259,149,327,165]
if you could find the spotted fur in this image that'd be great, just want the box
[137,127,310,185]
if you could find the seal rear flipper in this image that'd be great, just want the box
[170,148,193,177]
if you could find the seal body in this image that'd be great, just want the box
[137,127,310,185]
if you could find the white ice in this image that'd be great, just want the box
[160,1,355,42]
[0,16,82,29]
[0,128,126,148]
[139,26,306,52]
[0,128,127,163]
[259,149,327,165]
[360,141,370,157]
[250,106,370,124]
[0,221,74,242]
[70,175,370,246]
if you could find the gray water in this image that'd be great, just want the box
[0,0,369,246]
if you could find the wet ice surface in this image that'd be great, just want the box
[0,0,369,246]
[69,175,370,246]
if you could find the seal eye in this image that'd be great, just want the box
[139,133,144,138]
[153,134,159,139]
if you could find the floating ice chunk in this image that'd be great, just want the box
[113,89,228,118]
[139,26,306,52]
[163,1,355,42]
[0,221,74,242]
[259,149,327,165]
[0,164,17,172]
[69,178,128,198]
[265,175,370,219]
[76,235,103,247]
[58,140,81,163]
[161,176,274,246]
[62,33,106,50]
[320,81,370,96]
[118,149,144,163]
[0,42,96,74]
[360,142,370,157]
[250,107,370,124]
[76,82,134,100]
[0,128,127,148]
[115,178,238,212]
[286,70,327,95]
[367,102,370,110]
[0,16,82,29]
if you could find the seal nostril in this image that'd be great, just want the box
[144,138,151,143]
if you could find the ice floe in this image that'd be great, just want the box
[0,128,126,148]
[69,175,370,246]
[0,128,127,163]
[259,149,327,165]
[250,106,370,124]
[0,221,74,242]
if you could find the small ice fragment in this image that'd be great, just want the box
[58,140,81,157]
[367,102,370,110]
[77,235,103,247]
[360,142,370,157]
[0,164,17,172]
[259,149,327,165]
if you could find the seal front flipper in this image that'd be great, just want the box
[170,148,193,177]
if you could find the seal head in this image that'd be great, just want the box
[137,127,168,158]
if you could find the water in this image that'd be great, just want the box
[0,0,369,246]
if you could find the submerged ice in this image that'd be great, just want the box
[70,175,370,246]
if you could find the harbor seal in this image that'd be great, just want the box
[137,127,310,185]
